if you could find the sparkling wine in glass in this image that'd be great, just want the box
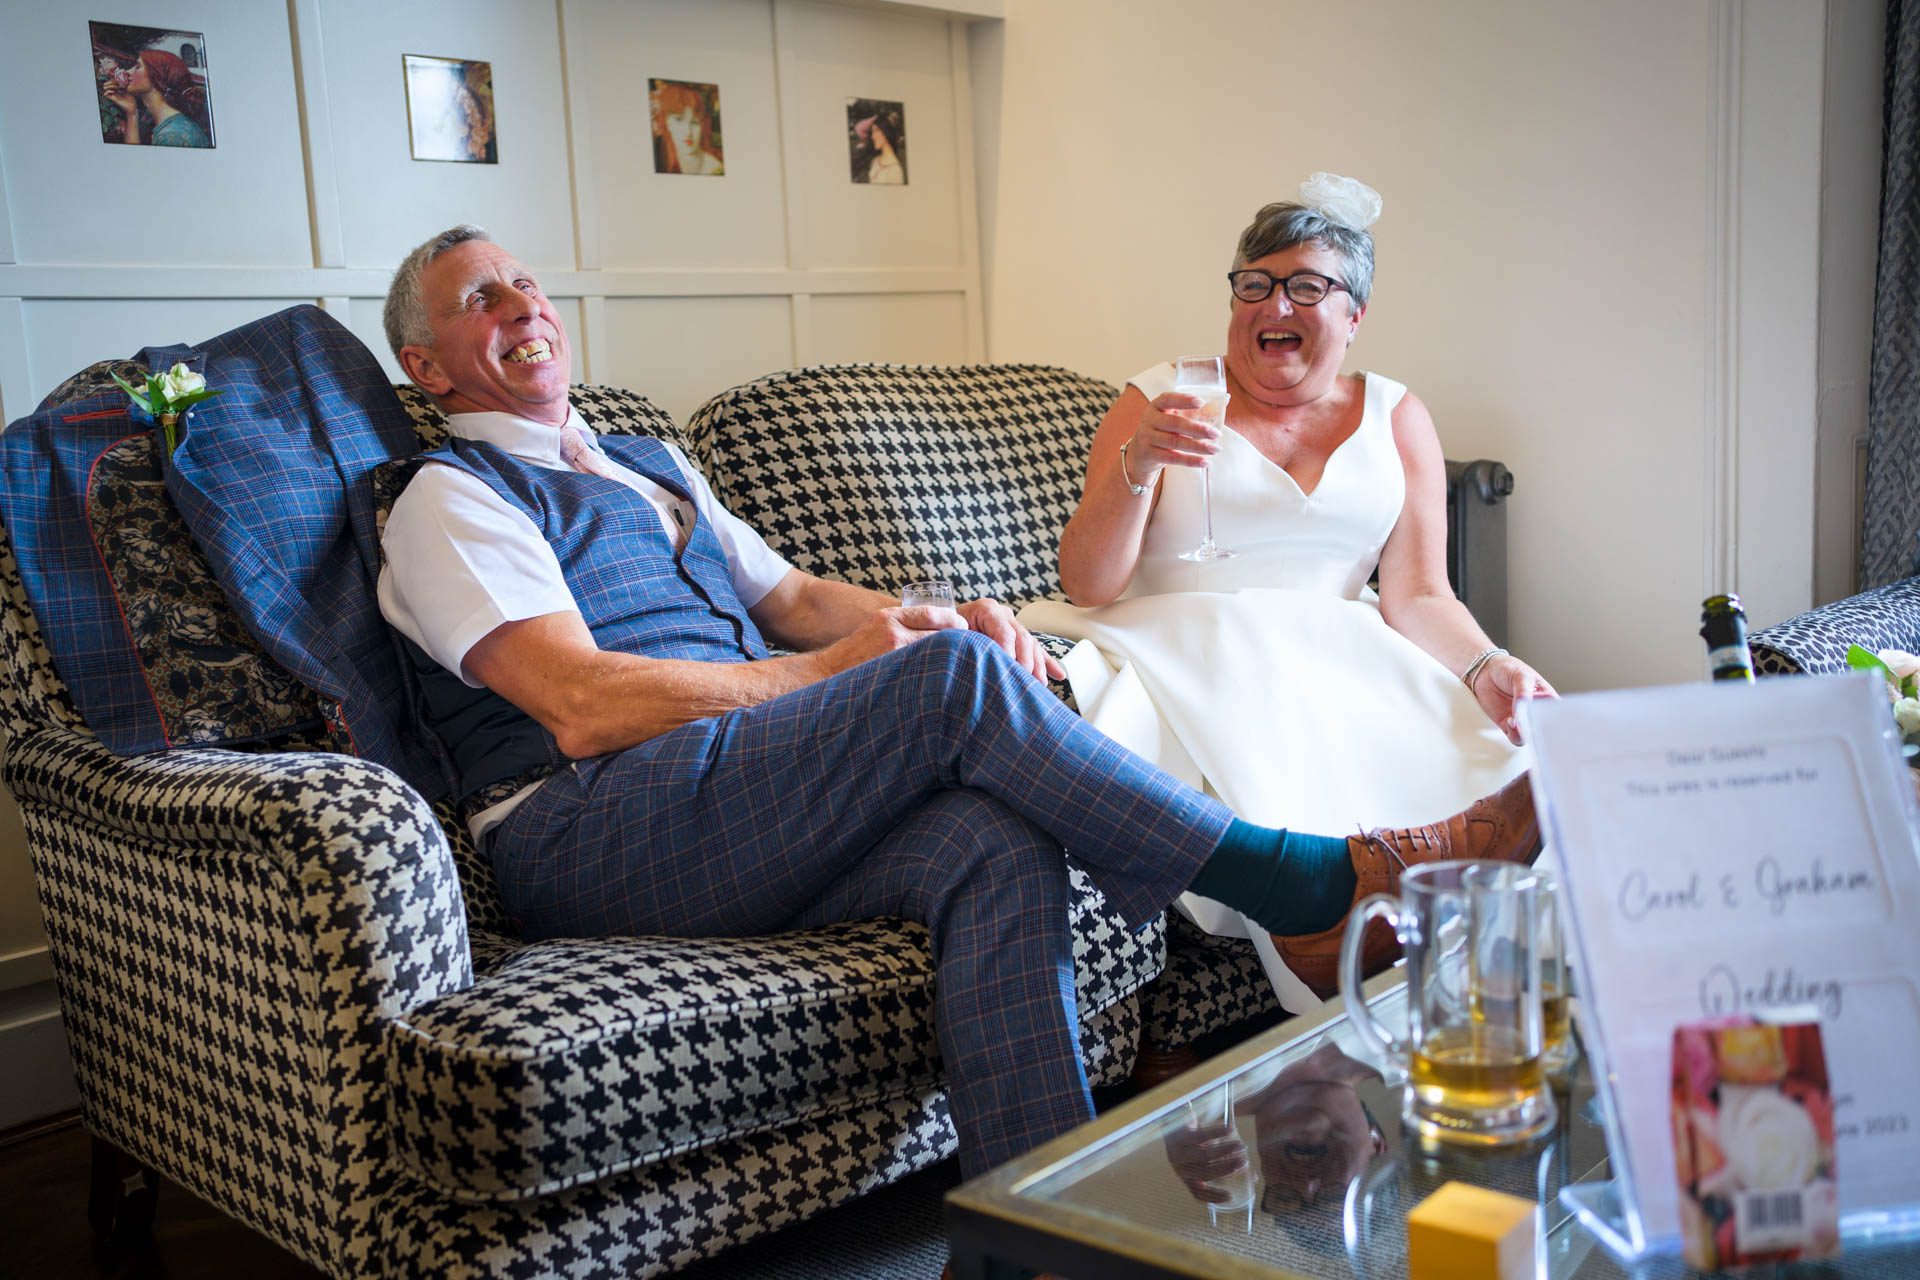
[1172,355,1235,562]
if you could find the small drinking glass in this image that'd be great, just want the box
[1535,869,1575,1076]
[900,578,957,610]
[1171,355,1234,562]
[1183,1081,1256,1230]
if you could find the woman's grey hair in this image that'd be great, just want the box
[383,225,492,356]
[1233,203,1374,310]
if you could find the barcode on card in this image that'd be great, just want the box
[1735,1188,1808,1253]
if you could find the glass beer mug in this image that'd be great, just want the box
[1340,862,1556,1146]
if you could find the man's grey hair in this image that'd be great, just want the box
[383,225,493,357]
[1232,203,1374,310]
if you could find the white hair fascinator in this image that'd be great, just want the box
[1298,172,1382,231]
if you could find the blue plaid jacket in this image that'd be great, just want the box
[0,305,448,799]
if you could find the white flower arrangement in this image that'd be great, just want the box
[112,361,221,454]
[1848,644,1920,755]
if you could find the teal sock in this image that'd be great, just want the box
[1188,821,1358,936]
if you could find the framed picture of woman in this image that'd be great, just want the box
[89,21,215,148]
[649,79,724,176]
[846,98,906,185]
[403,54,497,164]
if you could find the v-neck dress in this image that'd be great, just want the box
[1020,366,1525,1011]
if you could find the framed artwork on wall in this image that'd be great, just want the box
[649,79,724,176]
[89,21,215,148]
[403,54,497,164]
[846,98,906,185]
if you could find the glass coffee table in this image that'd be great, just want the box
[947,971,1920,1279]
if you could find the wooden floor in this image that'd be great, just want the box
[0,1112,321,1280]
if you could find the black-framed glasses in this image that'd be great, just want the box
[1227,270,1352,306]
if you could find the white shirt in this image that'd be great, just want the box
[377,408,794,840]
[379,407,791,687]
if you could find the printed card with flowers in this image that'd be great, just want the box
[1672,1018,1840,1269]
[1524,676,1920,1258]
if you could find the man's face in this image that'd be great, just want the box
[400,239,572,426]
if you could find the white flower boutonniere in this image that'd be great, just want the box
[112,362,221,454]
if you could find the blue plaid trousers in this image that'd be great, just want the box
[489,629,1234,1176]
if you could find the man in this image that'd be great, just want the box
[376,225,1540,1181]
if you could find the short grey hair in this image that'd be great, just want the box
[1232,203,1374,310]
[383,224,493,356]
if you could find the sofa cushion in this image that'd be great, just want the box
[1751,576,1920,675]
[383,864,1162,1200]
[685,363,1116,606]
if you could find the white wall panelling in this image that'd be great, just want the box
[811,290,967,365]
[315,0,575,271]
[602,295,795,426]
[0,112,15,264]
[555,0,599,270]
[0,2,313,267]
[577,0,790,271]
[781,1,966,271]
[0,297,26,431]
[22,298,317,402]
[288,0,346,268]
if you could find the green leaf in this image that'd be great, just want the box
[1846,644,1895,680]
[109,370,151,413]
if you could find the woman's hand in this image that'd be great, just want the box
[1123,391,1222,484]
[1471,654,1557,745]
[102,83,135,113]
[958,597,1066,682]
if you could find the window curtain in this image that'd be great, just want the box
[1864,0,1920,586]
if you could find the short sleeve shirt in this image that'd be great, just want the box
[377,407,792,687]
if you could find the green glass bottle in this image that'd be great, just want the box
[1700,594,1755,683]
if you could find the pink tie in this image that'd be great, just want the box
[558,425,623,482]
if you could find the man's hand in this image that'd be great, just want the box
[958,597,1066,682]
[814,604,968,676]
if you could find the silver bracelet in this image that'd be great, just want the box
[1461,646,1509,692]
[1118,441,1152,497]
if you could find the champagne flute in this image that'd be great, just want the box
[1172,355,1235,562]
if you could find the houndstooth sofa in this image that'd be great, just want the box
[1,361,1194,1279]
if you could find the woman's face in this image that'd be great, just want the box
[128,58,153,93]
[1225,241,1364,408]
[665,107,703,157]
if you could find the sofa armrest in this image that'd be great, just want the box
[6,725,474,1006]
[1751,577,1920,676]
[6,725,474,1272]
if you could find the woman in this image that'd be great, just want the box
[102,49,211,148]
[652,82,723,176]
[1022,175,1554,1007]
[850,109,906,184]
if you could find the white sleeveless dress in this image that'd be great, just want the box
[1020,366,1526,1012]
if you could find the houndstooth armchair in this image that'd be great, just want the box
[0,353,1174,1278]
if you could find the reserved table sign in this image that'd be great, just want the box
[1522,675,1920,1256]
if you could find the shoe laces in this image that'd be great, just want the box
[1358,823,1437,872]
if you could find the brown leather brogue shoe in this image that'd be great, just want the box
[1271,772,1543,997]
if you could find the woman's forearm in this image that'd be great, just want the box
[1380,589,1496,677]
[1058,475,1154,605]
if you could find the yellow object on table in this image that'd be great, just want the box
[1407,1181,1539,1280]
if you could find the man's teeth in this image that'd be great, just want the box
[504,339,553,364]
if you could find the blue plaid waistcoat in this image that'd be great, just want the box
[404,435,770,801]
